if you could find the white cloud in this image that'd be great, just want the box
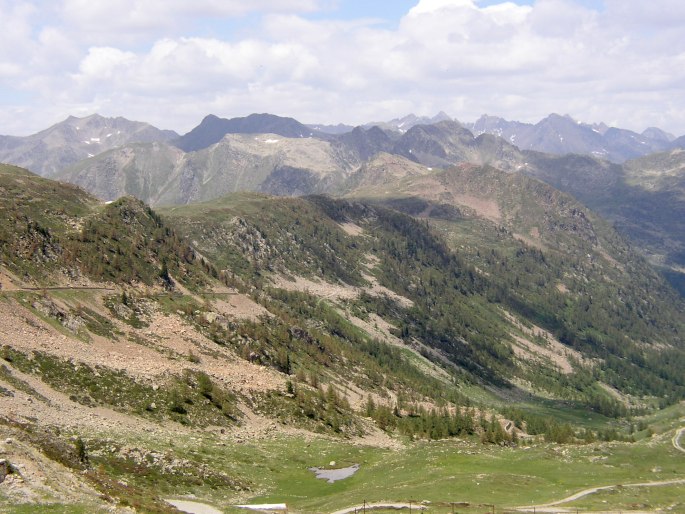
[604,0,685,27]
[0,1,38,78]
[2,0,685,136]
[58,0,323,45]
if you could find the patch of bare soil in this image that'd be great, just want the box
[0,267,24,291]
[211,295,270,321]
[341,310,454,387]
[597,247,623,269]
[555,283,569,294]
[360,273,414,308]
[344,312,403,347]
[596,382,640,408]
[347,421,404,450]
[511,335,574,374]
[513,232,545,250]
[228,405,321,444]
[0,295,284,395]
[271,275,358,301]
[451,193,502,222]
[504,310,588,374]
[0,363,171,437]
[338,222,364,237]
[272,271,413,311]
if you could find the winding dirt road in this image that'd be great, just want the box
[672,426,685,453]
[330,502,426,514]
[515,425,685,512]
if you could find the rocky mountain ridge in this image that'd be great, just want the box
[466,113,678,163]
[4,111,683,183]
[0,114,178,177]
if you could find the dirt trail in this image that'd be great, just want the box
[330,502,426,514]
[673,426,685,453]
[515,426,685,512]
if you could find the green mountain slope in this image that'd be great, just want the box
[162,188,685,404]
[2,164,685,512]
[0,163,208,289]
[342,160,685,401]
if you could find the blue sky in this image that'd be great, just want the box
[313,1,419,22]
[1,0,684,136]
[321,0,605,21]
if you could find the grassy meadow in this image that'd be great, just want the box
[20,401,674,514]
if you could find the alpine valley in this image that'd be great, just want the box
[0,112,684,514]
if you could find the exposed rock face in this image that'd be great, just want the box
[0,458,20,484]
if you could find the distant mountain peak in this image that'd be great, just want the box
[364,112,455,133]
[174,112,317,152]
[642,126,675,142]
[0,114,178,176]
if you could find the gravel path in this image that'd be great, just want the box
[330,502,426,514]
[672,426,685,453]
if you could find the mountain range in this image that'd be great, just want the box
[3,112,673,296]
[466,113,677,163]
[1,105,685,512]
[3,112,683,181]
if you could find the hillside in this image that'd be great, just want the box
[524,149,685,294]
[50,119,685,299]
[30,112,685,301]
[59,134,359,205]
[55,119,528,205]
[2,163,685,511]
[343,160,685,393]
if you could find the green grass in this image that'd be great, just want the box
[566,483,685,512]
[3,401,682,513]
[234,435,683,513]
[0,505,98,514]
[88,402,682,513]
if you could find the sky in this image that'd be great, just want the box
[1,0,684,136]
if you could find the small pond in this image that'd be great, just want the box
[309,463,360,483]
